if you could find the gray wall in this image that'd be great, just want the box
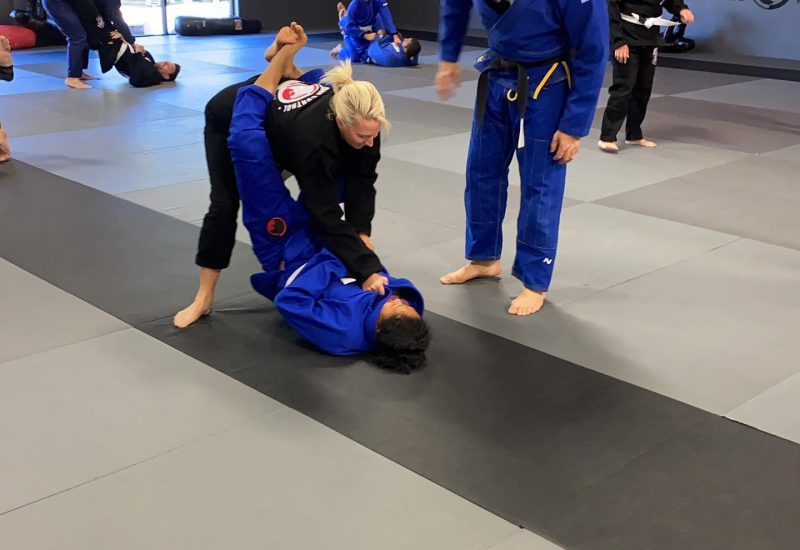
[684,0,800,61]
[237,0,338,33]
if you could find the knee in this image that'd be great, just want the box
[67,30,88,48]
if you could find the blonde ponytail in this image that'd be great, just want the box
[323,60,391,133]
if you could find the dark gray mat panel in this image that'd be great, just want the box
[547,417,800,549]
[0,160,259,325]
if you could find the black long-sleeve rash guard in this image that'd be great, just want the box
[266,79,383,284]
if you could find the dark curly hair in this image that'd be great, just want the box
[405,38,421,60]
[373,316,431,374]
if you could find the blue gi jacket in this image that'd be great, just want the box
[439,0,609,137]
[343,0,398,38]
[367,36,418,67]
[272,250,424,356]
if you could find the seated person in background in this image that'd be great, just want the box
[331,0,421,67]
[228,23,430,373]
[1,35,14,162]
[65,0,180,87]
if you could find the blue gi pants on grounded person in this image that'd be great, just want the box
[226,83,424,357]
[440,0,608,292]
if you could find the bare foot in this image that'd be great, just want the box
[0,127,10,162]
[0,36,12,67]
[337,2,346,18]
[330,43,343,58]
[597,140,619,153]
[440,261,502,285]
[625,138,657,148]
[65,77,91,89]
[508,288,546,316]
[80,72,97,81]
[173,299,212,328]
[264,26,298,62]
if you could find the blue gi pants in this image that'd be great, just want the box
[42,0,89,78]
[465,64,569,292]
[227,85,319,300]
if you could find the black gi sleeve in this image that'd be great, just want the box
[343,134,380,236]
[662,0,689,18]
[295,139,384,283]
[608,0,626,49]
[127,54,164,88]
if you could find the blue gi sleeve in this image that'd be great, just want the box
[558,0,609,138]
[438,0,473,63]
[375,0,398,35]
[274,258,368,356]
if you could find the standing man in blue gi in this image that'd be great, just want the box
[437,0,608,316]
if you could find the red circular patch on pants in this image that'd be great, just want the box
[266,217,287,237]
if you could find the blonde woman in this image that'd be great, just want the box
[175,24,391,328]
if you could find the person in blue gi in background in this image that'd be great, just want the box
[436,0,609,316]
[227,23,431,373]
[331,1,421,67]
[331,1,410,63]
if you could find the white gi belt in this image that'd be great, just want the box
[621,13,680,28]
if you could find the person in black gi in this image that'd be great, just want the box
[598,0,695,153]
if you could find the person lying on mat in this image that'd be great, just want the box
[228,23,430,373]
[330,1,421,67]
[64,0,180,87]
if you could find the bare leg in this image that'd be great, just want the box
[440,260,502,285]
[173,267,220,328]
[65,77,91,89]
[597,140,619,153]
[0,127,10,162]
[625,138,657,148]
[256,22,307,94]
[508,288,546,316]
[0,36,12,67]
[264,25,298,62]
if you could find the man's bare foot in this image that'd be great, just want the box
[264,26,298,62]
[173,299,212,328]
[80,72,97,81]
[597,140,619,153]
[330,43,343,58]
[0,127,11,162]
[508,288,545,316]
[65,77,91,89]
[626,138,657,148]
[0,36,12,67]
[440,261,502,285]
